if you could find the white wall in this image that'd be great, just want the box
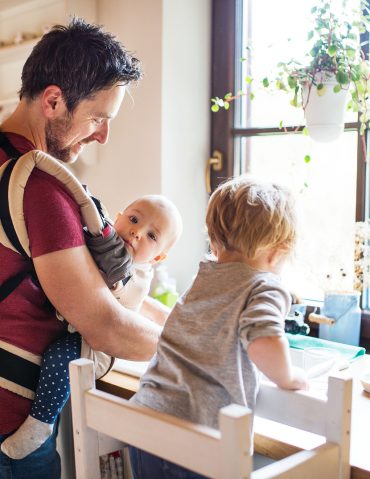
[79,0,211,293]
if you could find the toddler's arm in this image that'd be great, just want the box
[248,335,308,390]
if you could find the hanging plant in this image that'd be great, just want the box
[212,0,370,149]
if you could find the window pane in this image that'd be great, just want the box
[236,132,358,300]
[237,0,358,128]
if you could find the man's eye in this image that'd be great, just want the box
[148,232,157,241]
[129,216,138,224]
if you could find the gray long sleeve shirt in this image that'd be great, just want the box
[132,260,290,429]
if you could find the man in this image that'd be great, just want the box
[0,18,161,479]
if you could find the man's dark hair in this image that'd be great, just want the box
[19,17,142,112]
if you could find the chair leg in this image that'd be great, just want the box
[70,359,101,479]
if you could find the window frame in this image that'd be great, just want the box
[210,0,370,343]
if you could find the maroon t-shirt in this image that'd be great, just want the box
[0,133,85,433]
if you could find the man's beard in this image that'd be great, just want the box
[45,115,75,164]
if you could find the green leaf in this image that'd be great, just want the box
[328,45,337,57]
[224,92,232,99]
[310,6,317,13]
[317,84,327,96]
[307,31,314,40]
[245,75,252,84]
[333,84,342,93]
[287,75,297,89]
[304,155,311,164]
[346,47,356,60]
[279,120,283,129]
[262,77,270,88]
[351,65,361,82]
[211,104,219,112]
[336,70,350,84]
[302,127,308,136]
[250,92,255,100]
[224,102,230,110]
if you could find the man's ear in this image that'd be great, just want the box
[151,253,167,264]
[41,85,66,119]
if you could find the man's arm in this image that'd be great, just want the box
[34,245,161,360]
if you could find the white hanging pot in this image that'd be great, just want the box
[302,72,349,142]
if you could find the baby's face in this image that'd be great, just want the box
[114,199,173,264]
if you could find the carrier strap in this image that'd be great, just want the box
[0,159,28,259]
[0,133,38,303]
[0,270,31,302]
[0,339,42,400]
[0,132,22,159]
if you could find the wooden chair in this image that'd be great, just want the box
[69,358,352,479]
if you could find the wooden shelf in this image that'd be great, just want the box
[0,0,60,19]
[0,36,41,64]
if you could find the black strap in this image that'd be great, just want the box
[0,271,31,302]
[0,160,28,258]
[0,347,40,393]
[0,132,22,160]
[0,132,33,301]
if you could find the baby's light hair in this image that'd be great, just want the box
[206,175,297,259]
[128,194,183,252]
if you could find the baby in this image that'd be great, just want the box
[129,176,308,479]
[1,194,182,460]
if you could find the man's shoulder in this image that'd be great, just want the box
[25,164,78,208]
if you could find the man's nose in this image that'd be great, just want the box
[93,120,110,144]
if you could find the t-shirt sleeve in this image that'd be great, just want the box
[238,276,291,351]
[24,169,85,258]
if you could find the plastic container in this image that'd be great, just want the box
[151,264,179,308]
[319,291,361,346]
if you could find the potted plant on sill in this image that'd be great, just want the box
[212,0,370,146]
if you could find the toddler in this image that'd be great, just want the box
[129,176,308,479]
[1,194,182,460]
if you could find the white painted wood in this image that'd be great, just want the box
[69,358,100,479]
[84,388,225,478]
[70,360,252,478]
[251,442,340,479]
[70,360,352,479]
[326,374,352,479]
[219,404,252,478]
[255,382,328,435]
[255,375,352,479]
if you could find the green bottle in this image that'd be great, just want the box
[151,265,179,308]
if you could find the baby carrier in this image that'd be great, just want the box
[0,132,131,399]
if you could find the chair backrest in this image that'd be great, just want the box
[69,358,352,479]
[254,375,352,479]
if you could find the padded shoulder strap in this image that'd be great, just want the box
[0,150,105,257]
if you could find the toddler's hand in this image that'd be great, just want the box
[289,366,309,391]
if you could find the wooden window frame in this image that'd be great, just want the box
[210,0,370,346]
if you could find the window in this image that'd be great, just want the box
[211,0,370,310]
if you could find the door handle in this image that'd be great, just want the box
[205,150,223,194]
